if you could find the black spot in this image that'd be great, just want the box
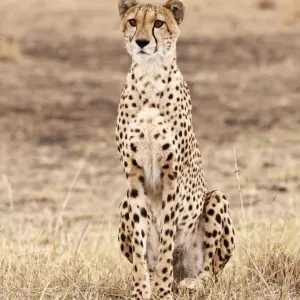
[141,208,147,218]
[162,267,168,274]
[130,143,137,152]
[225,225,230,235]
[168,174,175,180]
[167,153,173,161]
[216,214,222,224]
[121,234,125,242]
[139,176,144,184]
[162,143,170,150]
[171,211,175,219]
[131,189,138,198]
[224,204,227,213]
[224,239,229,248]
[132,159,140,167]
[133,213,140,223]
[207,209,215,216]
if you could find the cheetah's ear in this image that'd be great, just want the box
[163,0,185,24]
[118,0,138,17]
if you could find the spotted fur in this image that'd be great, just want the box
[116,1,235,299]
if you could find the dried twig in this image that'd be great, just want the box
[233,147,249,243]
[55,158,86,234]
[73,222,90,264]
[2,174,13,211]
[241,245,274,295]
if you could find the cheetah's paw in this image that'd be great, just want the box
[179,272,212,292]
[179,277,205,291]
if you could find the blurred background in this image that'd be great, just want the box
[0,0,299,247]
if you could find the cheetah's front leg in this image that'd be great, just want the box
[153,158,178,300]
[126,164,151,300]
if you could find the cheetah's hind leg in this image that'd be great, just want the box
[201,190,235,277]
[179,190,235,291]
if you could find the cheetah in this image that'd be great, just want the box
[116,1,235,299]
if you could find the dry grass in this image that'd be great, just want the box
[1,215,299,299]
[1,148,299,299]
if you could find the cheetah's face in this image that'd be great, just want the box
[118,0,184,63]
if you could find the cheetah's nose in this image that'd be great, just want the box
[136,39,150,49]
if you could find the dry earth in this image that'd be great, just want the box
[0,0,299,299]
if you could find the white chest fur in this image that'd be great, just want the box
[131,108,165,195]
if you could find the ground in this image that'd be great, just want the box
[0,0,299,299]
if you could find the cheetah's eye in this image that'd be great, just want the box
[154,20,164,28]
[129,19,137,27]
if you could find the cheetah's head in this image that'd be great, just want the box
[118,0,184,63]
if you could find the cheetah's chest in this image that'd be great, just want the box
[131,107,173,195]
